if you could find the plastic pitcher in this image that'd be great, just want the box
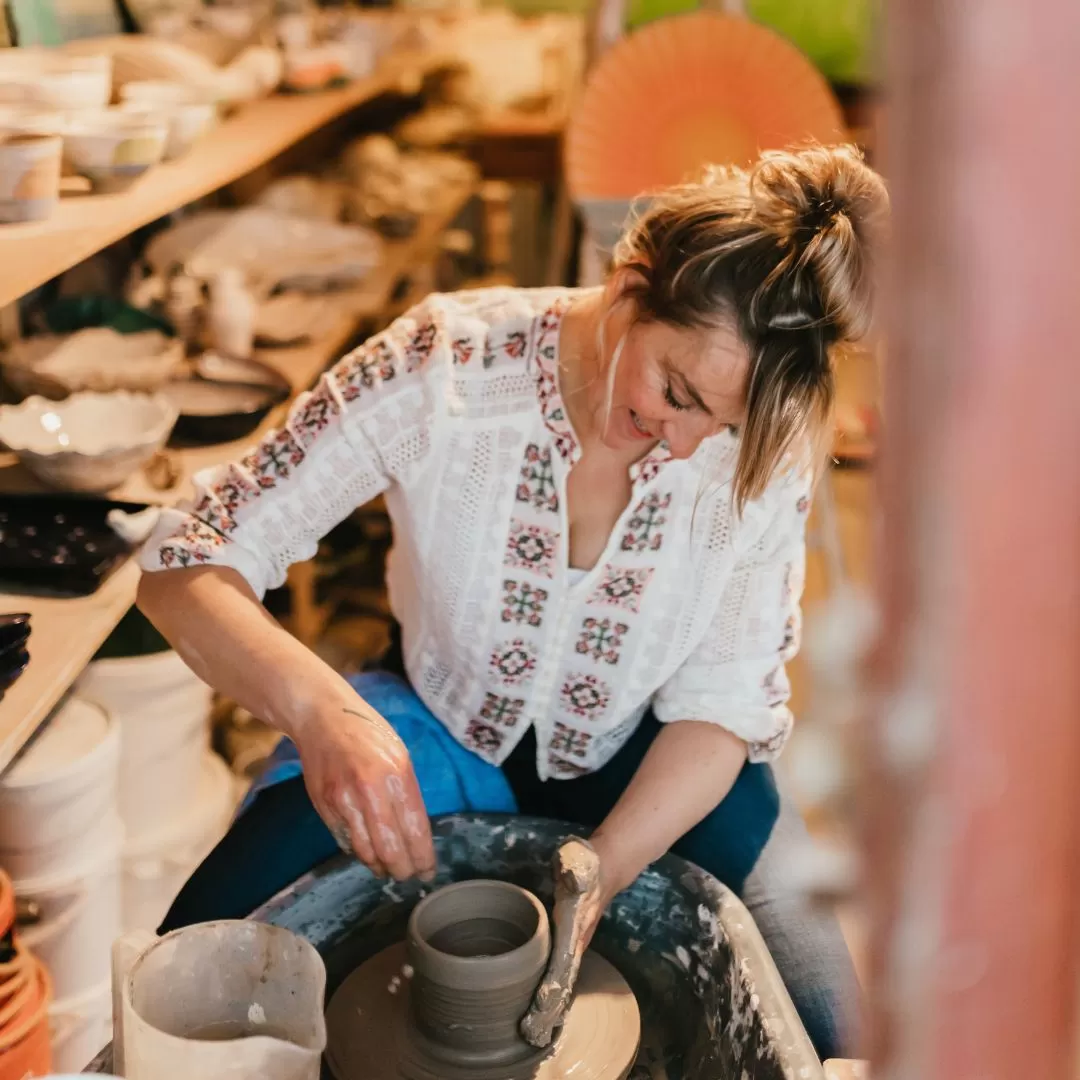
[112,920,326,1080]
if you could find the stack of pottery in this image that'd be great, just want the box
[75,649,235,935]
[0,697,123,1073]
[0,51,108,222]
[0,869,53,1078]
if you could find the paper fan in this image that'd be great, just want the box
[565,13,847,200]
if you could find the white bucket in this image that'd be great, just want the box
[76,651,212,842]
[0,698,120,878]
[48,978,112,1074]
[16,816,123,1000]
[121,752,236,934]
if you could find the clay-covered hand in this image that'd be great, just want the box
[296,698,435,882]
[520,836,604,1048]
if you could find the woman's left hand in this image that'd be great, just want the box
[520,837,622,1048]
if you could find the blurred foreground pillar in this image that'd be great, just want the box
[869,2,1080,1078]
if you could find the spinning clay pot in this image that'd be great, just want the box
[406,880,549,1067]
[325,878,640,1080]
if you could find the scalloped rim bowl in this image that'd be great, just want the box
[0,391,177,493]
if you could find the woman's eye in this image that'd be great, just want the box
[664,382,690,411]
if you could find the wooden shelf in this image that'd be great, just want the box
[0,49,446,310]
[0,181,473,773]
[0,559,140,773]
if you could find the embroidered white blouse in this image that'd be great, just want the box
[142,287,809,779]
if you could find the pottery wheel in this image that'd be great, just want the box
[325,943,640,1080]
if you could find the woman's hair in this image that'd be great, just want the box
[611,143,888,512]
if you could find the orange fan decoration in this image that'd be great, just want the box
[565,13,847,200]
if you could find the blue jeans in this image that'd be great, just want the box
[162,673,858,1059]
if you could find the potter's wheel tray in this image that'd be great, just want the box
[326,943,640,1079]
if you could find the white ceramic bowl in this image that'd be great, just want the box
[0,56,111,110]
[120,80,209,107]
[119,100,216,161]
[61,110,168,193]
[0,391,177,492]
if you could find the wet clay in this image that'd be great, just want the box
[325,879,640,1080]
[520,837,600,1049]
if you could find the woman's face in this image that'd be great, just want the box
[592,302,751,460]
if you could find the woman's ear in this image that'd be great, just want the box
[603,265,649,310]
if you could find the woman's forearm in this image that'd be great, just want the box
[137,565,437,881]
[136,565,362,741]
[590,720,748,897]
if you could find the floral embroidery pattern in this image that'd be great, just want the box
[797,494,811,515]
[762,667,787,706]
[333,338,396,401]
[748,713,793,761]
[587,566,654,614]
[549,722,591,759]
[482,329,528,368]
[241,429,305,489]
[575,617,628,665]
[505,520,558,578]
[781,615,797,653]
[490,639,537,685]
[516,443,558,513]
[292,384,339,450]
[191,494,236,536]
[464,720,505,754]
[452,337,475,366]
[158,519,225,568]
[405,318,438,370]
[621,492,672,553]
[501,579,548,627]
[479,693,525,728]
[560,673,611,720]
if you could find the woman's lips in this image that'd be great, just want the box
[628,408,653,440]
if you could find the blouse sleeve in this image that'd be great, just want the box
[140,300,444,599]
[651,470,810,762]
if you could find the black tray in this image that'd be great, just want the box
[0,495,149,598]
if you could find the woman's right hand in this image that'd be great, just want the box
[294,698,436,882]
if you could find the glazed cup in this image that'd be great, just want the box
[0,134,61,223]
[119,100,216,161]
[61,113,167,194]
[406,880,551,1067]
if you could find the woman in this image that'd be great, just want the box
[137,143,887,1058]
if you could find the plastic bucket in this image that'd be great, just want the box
[0,945,52,1079]
[121,753,236,934]
[47,978,111,1074]
[76,652,211,840]
[16,818,123,1000]
[0,699,119,872]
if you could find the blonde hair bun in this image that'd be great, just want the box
[749,144,888,341]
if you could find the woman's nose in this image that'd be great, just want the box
[661,421,702,460]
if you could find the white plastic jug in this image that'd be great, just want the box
[112,921,327,1080]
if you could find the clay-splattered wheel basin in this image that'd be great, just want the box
[87,815,824,1078]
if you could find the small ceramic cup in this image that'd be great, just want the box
[62,112,167,194]
[119,101,216,161]
[0,134,62,223]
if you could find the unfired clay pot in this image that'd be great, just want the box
[406,879,549,1069]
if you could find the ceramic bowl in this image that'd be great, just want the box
[0,134,62,223]
[163,367,289,445]
[0,55,111,111]
[119,100,217,161]
[119,80,210,108]
[0,391,177,493]
[61,111,168,194]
